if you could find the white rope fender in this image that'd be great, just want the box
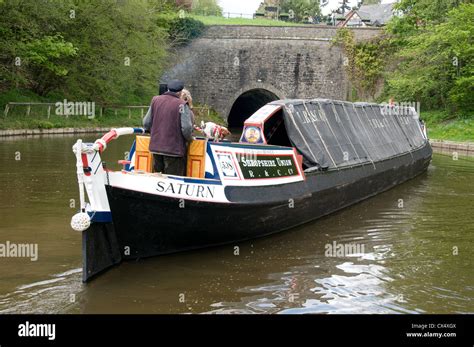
[71,139,91,232]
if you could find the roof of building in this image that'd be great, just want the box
[357,3,394,25]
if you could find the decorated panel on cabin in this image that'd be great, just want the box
[237,154,299,179]
[208,143,304,186]
[240,104,282,144]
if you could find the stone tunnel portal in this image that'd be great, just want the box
[227,88,280,132]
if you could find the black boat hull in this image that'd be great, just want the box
[82,143,431,281]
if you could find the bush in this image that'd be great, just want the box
[168,17,205,46]
[385,3,474,116]
[0,0,170,106]
[332,29,389,100]
[30,120,55,129]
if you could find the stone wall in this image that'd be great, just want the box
[430,140,474,157]
[162,25,381,121]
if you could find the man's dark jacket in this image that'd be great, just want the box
[147,92,192,157]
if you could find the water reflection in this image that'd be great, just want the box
[0,135,473,314]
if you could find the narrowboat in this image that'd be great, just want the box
[71,99,432,282]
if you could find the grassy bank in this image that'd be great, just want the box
[0,109,225,130]
[422,110,474,142]
[189,15,306,26]
[0,100,225,131]
[0,110,145,130]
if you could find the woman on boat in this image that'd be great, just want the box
[180,88,195,126]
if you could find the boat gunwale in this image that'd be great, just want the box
[106,142,432,207]
[111,141,431,182]
[304,142,431,176]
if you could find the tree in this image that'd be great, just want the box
[191,0,222,16]
[0,0,77,94]
[387,0,468,38]
[336,0,351,15]
[386,3,474,115]
[18,35,78,95]
[280,0,321,22]
[62,0,169,104]
[168,17,206,46]
[175,0,193,10]
[0,0,172,104]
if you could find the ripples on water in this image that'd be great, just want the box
[0,269,82,314]
[0,136,472,314]
[206,158,473,314]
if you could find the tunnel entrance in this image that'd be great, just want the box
[227,89,279,132]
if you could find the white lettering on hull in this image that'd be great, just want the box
[156,181,216,199]
[108,172,228,203]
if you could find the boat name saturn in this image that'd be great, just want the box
[156,181,215,199]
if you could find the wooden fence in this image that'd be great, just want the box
[3,102,210,119]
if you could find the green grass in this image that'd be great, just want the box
[422,110,474,142]
[0,108,145,130]
[156,12,306,27]
[193,106,226,126]
[189,14,306,26]
[0,88,226,130]
[0,99,225,131]
[0,108,225,130]
[0,89,53,109]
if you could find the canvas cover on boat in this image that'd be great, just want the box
[275,99,426,169]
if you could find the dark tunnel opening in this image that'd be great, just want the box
[227,89,279,133]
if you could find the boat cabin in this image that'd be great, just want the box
[119,103,304,185]
[239,104,291,147]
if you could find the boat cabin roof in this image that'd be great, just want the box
[239,103,292,148]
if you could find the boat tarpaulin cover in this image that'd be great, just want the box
[276,99,426,169]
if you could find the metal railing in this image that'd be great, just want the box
[192,11,256,19]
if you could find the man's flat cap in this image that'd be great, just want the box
[167,79,184,92]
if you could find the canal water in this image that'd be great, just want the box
[0,134,472,314]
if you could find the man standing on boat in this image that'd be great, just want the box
[143,79,194,176]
